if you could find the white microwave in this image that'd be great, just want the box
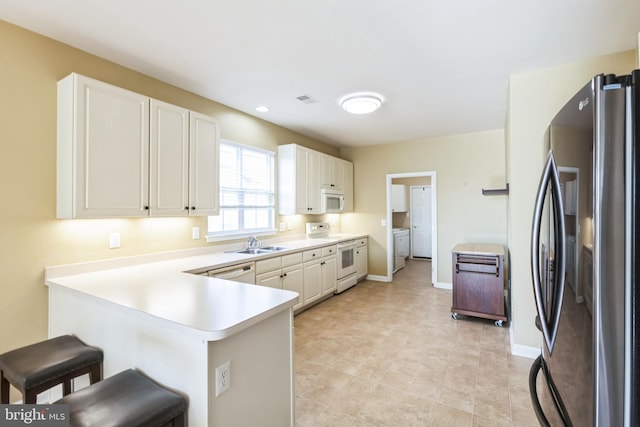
[320,189,345,213]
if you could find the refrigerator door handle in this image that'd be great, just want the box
[531,150,566,354]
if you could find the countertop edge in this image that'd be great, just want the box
[46,279,299,341]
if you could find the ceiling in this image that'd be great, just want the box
[1,0,639,147]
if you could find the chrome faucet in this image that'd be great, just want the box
[247,236,258,248]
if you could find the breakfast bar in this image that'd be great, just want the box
[45,256,299,427]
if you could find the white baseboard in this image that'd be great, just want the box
[434,282,452,290]
[509,323,541,359]
[365,274,390,282]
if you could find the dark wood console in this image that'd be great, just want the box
[451,243,507,327]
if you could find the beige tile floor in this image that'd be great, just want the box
[294,259,539,426]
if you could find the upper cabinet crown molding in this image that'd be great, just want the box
[57,73,219,219]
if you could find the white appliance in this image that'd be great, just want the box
[206,262,256,284]
[336,240,358,292]
[320,189,345,213]
[306,222,357,293]
[393,228,410,272]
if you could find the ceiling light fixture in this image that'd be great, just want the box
[256,105,269,113]
[340,92,383,114]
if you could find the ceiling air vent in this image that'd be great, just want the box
[296,94,318,104]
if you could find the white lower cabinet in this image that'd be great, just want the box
[303,259,322,305]
[255,269,283,289]
[356,238,368,280]
[256,253,304,310]
[303,246,337,305]
[253,242,352,311]
[321,256,337,295]
[282,264,304,311]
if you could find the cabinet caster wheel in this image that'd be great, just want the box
[495,320,504,327]
[451,312,458,320]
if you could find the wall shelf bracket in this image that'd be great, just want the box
[482,183,509,196]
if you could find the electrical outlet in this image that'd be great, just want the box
[279,222,285,232]
[192,227,200,240]
[109,232,121,249]
[215,361,231,397]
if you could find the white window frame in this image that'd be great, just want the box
[206,140,276,242]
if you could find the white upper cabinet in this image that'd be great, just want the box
[58,73,150,218]
[149,100,189,216]
[278,144,321,214]
[58,73,218,219]
[320,154,344,191]
[341,160,354,212]
[188,112,219,216]
[278,144,353,215]
[391,184,408,212]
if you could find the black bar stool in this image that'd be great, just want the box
[56,369,187,427]
[0,335,103,404]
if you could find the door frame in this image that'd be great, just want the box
[386,171,437,285]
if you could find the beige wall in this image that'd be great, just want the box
[341,129,508,284]
[507,50,636,349]
[0,20,338,354]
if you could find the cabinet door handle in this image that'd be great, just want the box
[190,206,196,210]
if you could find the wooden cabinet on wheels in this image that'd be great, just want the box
[451,244,507,327]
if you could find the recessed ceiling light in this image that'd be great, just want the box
[340,92,383,114]
[256,105,269,113]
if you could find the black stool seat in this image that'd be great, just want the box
[56,369,186,427]
[0,335,103,404]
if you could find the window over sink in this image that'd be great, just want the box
[207,140,275,241]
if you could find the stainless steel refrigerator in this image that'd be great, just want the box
[529,70,640,426]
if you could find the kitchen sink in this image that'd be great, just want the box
[261,246,287,252]
[234,248,272,254]
[229,246,288,255]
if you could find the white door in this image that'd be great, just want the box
[411,186,432,258]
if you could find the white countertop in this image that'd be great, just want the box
[45,234,365,341]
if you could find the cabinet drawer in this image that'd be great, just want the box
[282,252,303,268]
[303,249,322,262]
[455,254,500,276]
[322,245,337,257]
[256,257,282,274]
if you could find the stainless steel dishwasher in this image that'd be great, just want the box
[206,262,256,284]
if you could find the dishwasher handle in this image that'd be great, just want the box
[209,264,254,279]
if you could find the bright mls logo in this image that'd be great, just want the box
[0,405,69,426]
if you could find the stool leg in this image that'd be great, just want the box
[25,390,37,404]
[63,379,72,395]
[1,371,9,404]
[173,411,186,427]
[89,362,102,384]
